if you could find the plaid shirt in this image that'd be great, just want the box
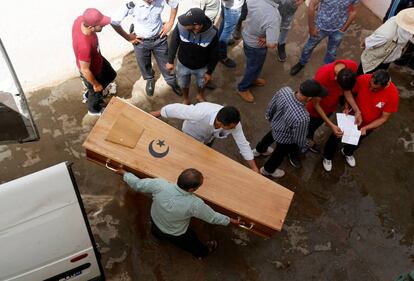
[316,0,359,32]
[266,87,309,149]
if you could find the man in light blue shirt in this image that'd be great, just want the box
[116,168,239,258]
[111,0,181,97]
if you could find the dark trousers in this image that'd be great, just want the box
[256,131,299,173]
[323,131,372,160]
[80,57,116,113]
[133,36,176,85]
[151,219,208,258]
[237,1,248,26]
[238,43,267,91]
[357,62,390,76]
[394,42,414,69]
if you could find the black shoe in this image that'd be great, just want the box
[290,62,305,76]
[227,38,236,46]
[220,57,237,68]
[169,83,182,96]
[277,44,287,62]
[146,79,155,96]
[205,80,217,90]
[288,153,302,168]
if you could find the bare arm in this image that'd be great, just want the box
[213,11,222,28]
[308,0,320,36]
[267,42,277,49]
[111,24,142,44]
[79,61,102,92]
[160,6,178,37]
[360,112,392,135]
[150,110,161,117]
[340,4,357,32]
[343,91,362,125]
[246,159,260,173]
[312,98,343,137]
[294,0,305,8]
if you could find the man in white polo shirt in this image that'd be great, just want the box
[111,0,181,97]
[151,102,260,172]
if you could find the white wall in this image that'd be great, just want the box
[362,0,391,19]
[0,0,391,93]
[0,0,194,93]
[0,1,135,93]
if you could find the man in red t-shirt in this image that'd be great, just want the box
[288,59,361,168]
[323,69,399,170]
[307,59,361,150]
[72,8,117,116]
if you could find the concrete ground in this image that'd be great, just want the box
[1,4,414,281]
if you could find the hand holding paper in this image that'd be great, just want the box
[336,113,361,145]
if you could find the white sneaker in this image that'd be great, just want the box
[103,82,117,96]
[88,108,105,116]
[322,158,332,172]
[252,147,274,157]
[341,148,356,167]
[260,167,285,178]
[82,90,88,104]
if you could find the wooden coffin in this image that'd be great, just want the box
[83,97,294,238]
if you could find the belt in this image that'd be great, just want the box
[143,35,161,42]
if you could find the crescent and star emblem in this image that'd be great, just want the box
[148,139,170,158]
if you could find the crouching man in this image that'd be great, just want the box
[116,168,239,258]
[151,102,260,172]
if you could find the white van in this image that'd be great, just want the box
[0,162,105,281]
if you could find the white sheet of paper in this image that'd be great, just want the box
[342,130,361,145]
[336,113,361,145]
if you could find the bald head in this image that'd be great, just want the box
[177,168,204,191]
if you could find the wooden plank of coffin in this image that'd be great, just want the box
[105,113,144,148]
[83,97,294,237]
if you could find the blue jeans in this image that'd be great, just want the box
[299,29,345,65]
[176,60,207,88]
[278,0,298,45]
[218,6,242,58]
[238,43,267,91]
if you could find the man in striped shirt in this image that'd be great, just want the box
[253,80,327,178]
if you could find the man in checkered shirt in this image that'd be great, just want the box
[253,80,327,178]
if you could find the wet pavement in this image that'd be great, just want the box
[1,4,413,281]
